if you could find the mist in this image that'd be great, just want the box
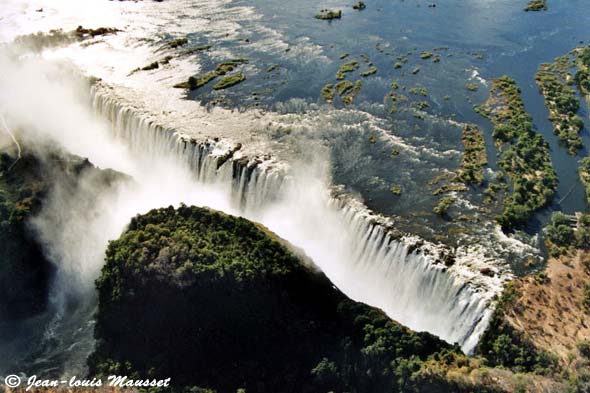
[0,49,243,375]
[0,40,492,376]
[0,49,239,296]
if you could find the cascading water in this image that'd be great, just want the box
[90,84,500,354]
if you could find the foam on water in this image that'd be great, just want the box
[91,86,507,354]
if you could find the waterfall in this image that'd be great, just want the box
[90,85,500,354]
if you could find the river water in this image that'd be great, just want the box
[0,0,588,378]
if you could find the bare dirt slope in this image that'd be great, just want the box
[502,250,590,366]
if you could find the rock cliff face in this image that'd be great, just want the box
[88,205,460,393]
[0,152,53,320]
[0,150,126,321]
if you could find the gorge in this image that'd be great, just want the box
[2,0,590,391]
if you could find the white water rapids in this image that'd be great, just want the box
[0,0,514,377]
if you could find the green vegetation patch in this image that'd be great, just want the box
[409,86,428,96]
[14,26,120,52]
[342,81,362,104]
[213,72,246,90]
[575,46,590,95]
[335,80,354,96]
[457,125,487,186]
[544,212,590,256]
[411,101,430,110]
[432,184,467,196]
[360,66,378,77]
[74,26,120,39]
[320,84,335,103]
[352,1,366,10]
[173,59,248,90]
[420,51,433,59]
[524,0,547,11]
[479,76,557,231]
[336,60,359,80]
[390,184,402,195]
[88,205,460,393]
[433,197,454,215]
[315,9,342,20]
[181,44,212,56]
[535,56,584,155]
[580,157,590,206]
[162,37,189,50]
[389,92,408,113]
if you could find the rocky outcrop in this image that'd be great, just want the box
[0,152,53,320]
[0,150,126,321]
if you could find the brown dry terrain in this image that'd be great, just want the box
[502,250,590,367]
[415,356,565,392]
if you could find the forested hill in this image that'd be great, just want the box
[89,204,548,393]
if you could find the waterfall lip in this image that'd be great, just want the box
[92,79,512,288]
[91,78,513,298]
[330,189,512,296]
[0,0,536,368]
[89,78,514,354]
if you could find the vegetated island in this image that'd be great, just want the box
[478,76,557,231]
[14,25,119,52]
[320,58,363,104]
[524,0,547,11]
[87,204,560,393]
[574,47,590,205]
[315,9,342,20]
[457,124,487,186]
[353,1,366,10]
[579,157,590,205]
[336,60,360,80]
[174,59,248,91]
[433,196,454,216]
[337,80,362,104]
[535,55,584,155]
[213,72,245,90]
[426,124,487,210]
[320,83,335,103]
[360,66,378,77]
[321,80,361,105]
[575,46,590,97]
